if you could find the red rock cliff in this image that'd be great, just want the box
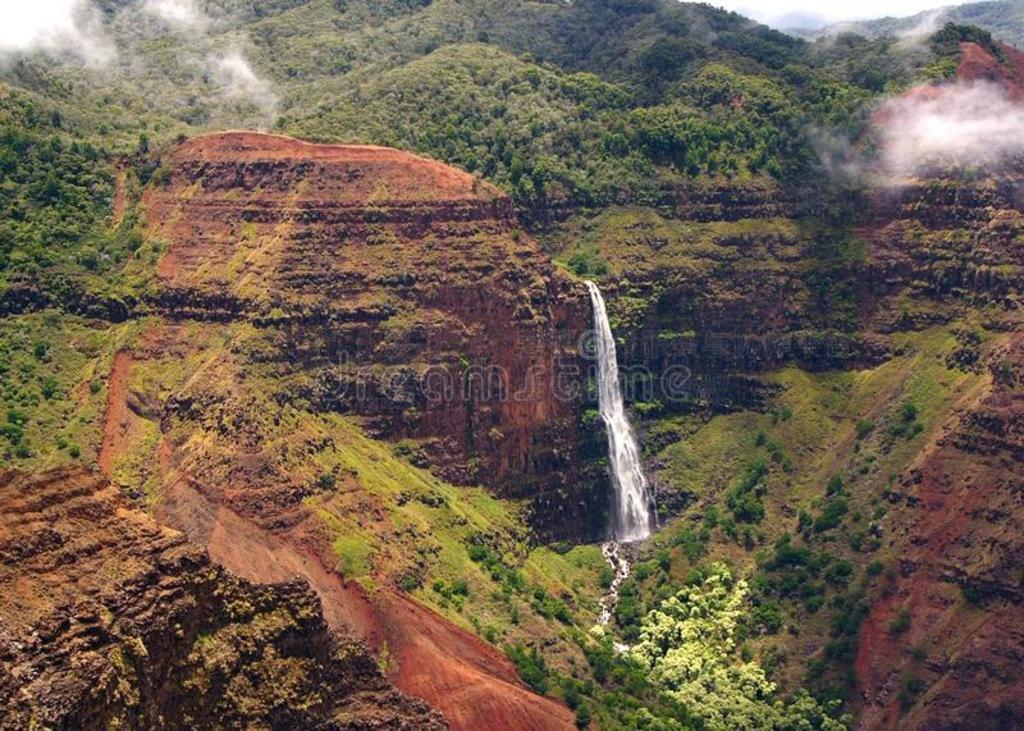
[125,132,582,730]
[144,132,594,535]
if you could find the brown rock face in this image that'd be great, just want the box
[0,467,443,730]
[122,133,580,729]
[144,132,596,536]
[855,337,1024,730]
[957,41,1024,99]
[853,48,1024,726]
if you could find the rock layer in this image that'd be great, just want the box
[852,42,1024,730]
[126,133,583,729]
[855,336,1024,730]
[144,131,599,540]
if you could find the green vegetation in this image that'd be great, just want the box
[0,90,113,282]
[289,46,818,207]
[506,644,550,693]
[631,563,848,729]
[619,323,990,709]
[0,0,951,217]
[333,534,375,577]
[888,607,912,634]
[0,312,136,468]
[726,459,769,524]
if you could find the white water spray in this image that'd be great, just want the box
[586,281,656,543]
[597,541,630,630]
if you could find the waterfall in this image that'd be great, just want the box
[586,281,656,543]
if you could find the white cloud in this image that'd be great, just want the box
[874,81,1024,178]
[896,7,947,41]
[143,0,208,30]
[0,0,79,50]
[208,49,279,126]
[0,0,114,65]
[717,1,965,29]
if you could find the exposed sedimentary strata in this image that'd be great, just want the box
[851,41,1024,730]
[144,131,600,540]
[855,335,1024,730]
[121,133,582,729]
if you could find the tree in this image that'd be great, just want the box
[630,563,848,730]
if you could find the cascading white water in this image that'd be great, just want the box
[586,281,656,543]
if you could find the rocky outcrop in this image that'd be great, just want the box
[858,175,1024,333]
[143,132,598,540]
[0,467,444,730]
[571,205,882,418]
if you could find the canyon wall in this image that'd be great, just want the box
[144,132,603,541]
[853,41,1024,730]
[108,133,584,729]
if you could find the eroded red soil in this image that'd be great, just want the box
[957,41,1024,98]
[154,468,574,730]
[97,351,134,477]
[856,336,1024,730]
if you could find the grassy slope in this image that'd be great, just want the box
[89,319,607,677]
[0,312,142,469]
[630,324,992,698]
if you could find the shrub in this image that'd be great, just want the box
[898,674,926,709]
[315,473,337,490]
[814,497,848,533]
[751,601,784,634]
[888,607,911,634]
[574,704,592,729]
[506,644,549,694]
[824,560,853,586]
[726,459,768,524]
[563,681,581,710]
[672,525,706,561]
[565,248,609,278]
[961,583,983,604]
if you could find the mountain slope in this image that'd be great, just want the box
[0,467,443,729]
[801,0,1024,48]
